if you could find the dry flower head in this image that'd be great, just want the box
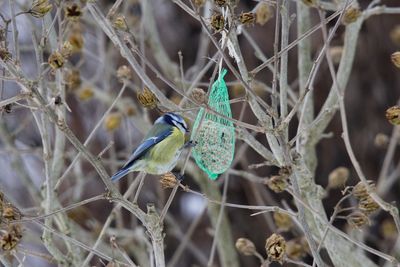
[65,3,82,21]
[358,196,379,215]
[30,0,53,18]
[265,233,286,263]
[266,175,287,193]
[235,238,256,256]
[104,112,122,131]
[328,166,349,189]
[374,133,389,148]
[137,87,158,109]
[285,239,306,260]
[210,13,225,32]
[191,88,206,104]
[160,172,177,189]
[329,46,343,65]
[386,106,400,125]
[48,51,65,69]
[342,6,361,25]
[64,69,82,90]
[255,3,273,26]
[239,12,255,26]
[77,86,94,101]
[352,180,375,200]
[117,65,132,82]
[390,25,400,46]
[0,225,22,251]
[68,32,84,53]
[214,0,227,7]
[347,211,369,228]
[391,52,400,68]
[381,219,397,240]
[273,212,293,231]
[301,0,318,7]
[113,15,128,31]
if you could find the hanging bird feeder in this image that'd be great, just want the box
[191,69,235,180]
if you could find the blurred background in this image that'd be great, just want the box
[0,0,400,266]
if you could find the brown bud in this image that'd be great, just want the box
[235,238,256,256]
[386,106,400,125]
[329,46,343,65]
[347,211,369,228]
[265,233,286,263]
[239,12,255,26]
[68,32,84,53]
[65,3,82,21]
[210,13,224,32]
[381,219,397,240]
[116,65,132,82]
[273,212,293,231]
[255,3,272,26]
[266,175,287,193]
[191,88,206,104]
[160,172,177,189]
[327,166,349,189]
[64,69,82,90]
[390,25,400,46]
[48,51,65,69]
[0,224,22,251]
[77,86,94,101]
[113,15,128,31]
[342,6,361,25]
[359,196,380,215]
[137,87,158,109]
[352,180,375,200]
[285,239,306,260]
[391,52,400,68]
[214,0,227,7]
[30,0,53,18]
[104,112,122,131]
[374,133,389,148]
[0,47,11,61]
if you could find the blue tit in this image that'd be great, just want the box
[111,112,190,181]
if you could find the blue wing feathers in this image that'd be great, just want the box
[111,127,173,182]
[111,168,130,182]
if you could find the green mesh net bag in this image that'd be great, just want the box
[191,69,235,180]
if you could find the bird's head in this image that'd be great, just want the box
[156,113,189,134]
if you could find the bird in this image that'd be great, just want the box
[111,112,192,181]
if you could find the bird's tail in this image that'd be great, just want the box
[111,167,130,182]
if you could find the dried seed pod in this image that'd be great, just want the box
[0,225,22,251]
[30,0,53,18]
[191,88,206,104]
[329,46,343,65]
[113,15,128,31]
[359,196,379,215]
[347,211,369,228]
[160,172,177,189]
[210,13,224,32]
[137,87,158,109]
[279,166,292,177]
[61,41,73,58]
[65,3,82,21]
[2,204,20,221]
[391,52,400,68]
[239,12,255,26]
[194,0,206,7]
[0,47,11,61]
[77,86,94,101]
[342,6,361,25]
[214,0,227,7]
[327,166,349,189]
[266,175,287,193]
[235,238,256,256]
[374,133,389,148]
[285,239,306,260]
[116,65,132,82]
[265,233,286,263]
[273,212,293,231]
[381,219,397,240]
[390,25,400,46]
[255,2,272,26]
[68,32,84,53]
[48,51,65,69]
[64,69,82,90]
[386,106,400,125]
[104,112,122,131]
[352,180,375,200]
[301,0,318,7]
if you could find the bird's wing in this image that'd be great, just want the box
[123,127,173,168]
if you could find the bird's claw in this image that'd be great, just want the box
[184,140,197,148]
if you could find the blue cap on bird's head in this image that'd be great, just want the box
[156,112,189,133]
